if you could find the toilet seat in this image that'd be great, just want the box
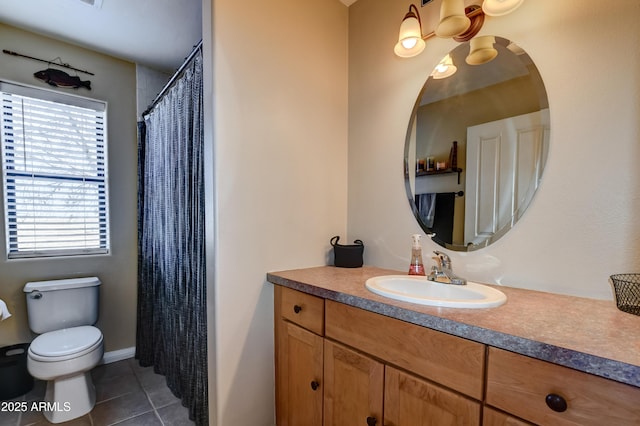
[29,326,103,362]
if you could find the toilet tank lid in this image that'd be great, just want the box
[23,277,101,292]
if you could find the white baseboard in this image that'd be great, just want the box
[101,346,135,364]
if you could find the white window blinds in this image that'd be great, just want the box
[0,81,109,258]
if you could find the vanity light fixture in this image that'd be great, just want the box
[482,0,524,16]
[394,3,484,58]
[431,54,457,79]
[394,1,524,59]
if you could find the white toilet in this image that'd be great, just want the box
[23,277,104,424]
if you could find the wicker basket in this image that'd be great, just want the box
[610,274,640,316]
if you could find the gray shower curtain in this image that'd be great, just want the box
[136,48,207,425]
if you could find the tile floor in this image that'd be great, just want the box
[0,358,196,426]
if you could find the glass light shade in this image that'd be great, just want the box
[506,41,526,55]
[435,0,471,38]
[394,15,426,58]
[466,35,498,65]
[431,54,457,79]
[482,0,524,16]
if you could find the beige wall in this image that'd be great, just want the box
[210,0,348,424]
[0,24,138,352]
[348,0,640,300]
[136,64,171,119]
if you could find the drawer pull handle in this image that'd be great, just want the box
[293,305,302,314]
[366,417,377,426]
[545,393,568,412]
[310,380,320,391]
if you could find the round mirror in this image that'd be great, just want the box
[405,36,549,251]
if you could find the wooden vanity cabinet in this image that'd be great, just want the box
[274,281,640,426]
[275,286,483,426]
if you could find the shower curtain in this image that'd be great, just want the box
[136,48,207,425]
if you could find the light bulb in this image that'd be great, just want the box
[402,38,418,49]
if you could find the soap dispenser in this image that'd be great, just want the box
[408,234,426,276]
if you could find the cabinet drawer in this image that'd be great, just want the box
[486,347,640,426]
[325,300,485,399]
[280,287,324,335]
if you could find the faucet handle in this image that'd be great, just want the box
[433,251,451,268]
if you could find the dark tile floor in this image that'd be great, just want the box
[0,358,195,426]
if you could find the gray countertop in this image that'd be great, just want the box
[267,265,640,388]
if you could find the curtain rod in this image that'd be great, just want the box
[142,40,203,118]
[2,49,95,75]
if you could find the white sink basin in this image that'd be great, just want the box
[365,275,506,309]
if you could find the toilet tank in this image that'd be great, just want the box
[23,277,101,334]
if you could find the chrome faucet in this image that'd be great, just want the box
[427,251,467,285]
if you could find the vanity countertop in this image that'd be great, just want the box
[267,265,640,388]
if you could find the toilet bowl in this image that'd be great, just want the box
[27,325,104,424]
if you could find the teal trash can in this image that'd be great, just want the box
[0,344,33,400]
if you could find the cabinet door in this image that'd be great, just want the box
[324,340,383,426]
[483,407,533,426]
[384,367,480,426]
[277,321,323,426]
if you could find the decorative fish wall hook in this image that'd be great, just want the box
[34,68,91,90]
[2,49,93,90]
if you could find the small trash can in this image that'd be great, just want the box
[0,344,33,400]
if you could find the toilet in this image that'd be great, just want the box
[23,277,104,424]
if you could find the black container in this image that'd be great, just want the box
[330,236,364,268]
[610,274,640,316]
[0,343,33,400]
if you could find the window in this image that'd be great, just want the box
[0,81,109,258]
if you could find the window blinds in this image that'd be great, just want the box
[0,81,109,258]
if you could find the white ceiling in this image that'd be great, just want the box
[0,0,202,72]
[0,0,359,72]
